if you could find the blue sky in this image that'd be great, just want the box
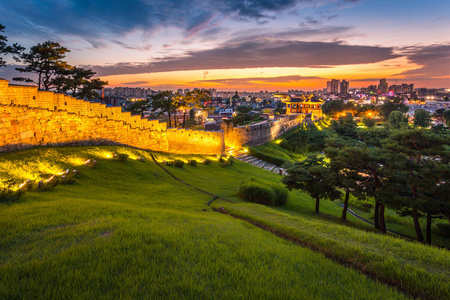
[0,0,448,90]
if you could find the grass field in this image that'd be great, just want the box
[0,146,448,299]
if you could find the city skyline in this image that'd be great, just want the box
[0,0,449,91]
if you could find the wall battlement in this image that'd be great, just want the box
[0,79,305,154]
[0,80,223,154]
[0,80,166,131]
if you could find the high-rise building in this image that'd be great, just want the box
[340,80,349,95]
[378,78,388,94]
[402,83,414,94]
[327,79,339,94]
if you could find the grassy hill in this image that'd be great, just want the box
[0,146,448,299]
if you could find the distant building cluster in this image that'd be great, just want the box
[326,79,349,95]
[104,87,155,99]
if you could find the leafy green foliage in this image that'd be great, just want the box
[235,106,252,114]
[173,159,184,168]
[414,109,432,127]
[330,114,358,139]
[149,91,179,127]
[229,112,263,126]
[444,109,450,126]
[238,179,288,206]
[0,23,23,68]
[188,159,197,166]
[362,116,376,128]
[0,179,25,203]
[377,98,409,121]
[387,111,409,129]
[13,41,71,90]
[283,155,340,213]
[125,100,149,116]
[238,180,276,205]
[113,153,129,162]
[321,100,354,117]
[249,147,287,166]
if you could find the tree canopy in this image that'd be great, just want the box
[0,24,23,68]
[282,155,340,214]
[414,109,432,128]
[13,41,71,91]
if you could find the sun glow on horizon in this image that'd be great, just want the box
[101,57,421,91]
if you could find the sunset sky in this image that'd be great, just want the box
[0,0,449,91]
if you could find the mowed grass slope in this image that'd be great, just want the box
[0,146,408,299]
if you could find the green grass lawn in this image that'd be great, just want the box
[212,201,450,299]
[0,146,446,299]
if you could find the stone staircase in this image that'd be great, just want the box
[226,147,285,175]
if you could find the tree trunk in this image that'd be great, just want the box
[341,189,349,221]
[315,197,320,214]
[426,213,432,245]
[379,203,386,233]
[38,72,42,90]
[374,201,380,229]
[168,112,172,127]
[183,111,186,128]
[412,207,424,243]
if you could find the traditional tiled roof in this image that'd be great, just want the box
[287,96,323,103]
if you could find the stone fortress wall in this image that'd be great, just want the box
[223,115,307,149]
[0,80,224,154]
[0,79,306,155]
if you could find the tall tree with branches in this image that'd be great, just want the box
[282,155,340,214]
[150,91,179,127]
[13,41,71,90]
[176,89,211,128]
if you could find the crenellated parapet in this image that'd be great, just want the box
[0,80,223,154]
[0,79,167,131]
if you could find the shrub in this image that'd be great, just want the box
[270,183,289,206]
[237,179,289,206]
[219,156,226,163]
[174,159,184,168]
[203,159,211,165]
[188,159,197,166]
[228,156,234,165]
[237,181,275,206]
[39,176,60,191]
[435,223,450,238]
[220,160,231,167]
[113,153,129,162]
[280,140,293,152]
[164,160,174,166]
[60,174,76,185]
[0,188,24,203]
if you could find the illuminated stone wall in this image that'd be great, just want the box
[223,114,306,148]
[166,128,225,154]
[0,105,169,152]
[0,80,223,154]
[0,79,306,154]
